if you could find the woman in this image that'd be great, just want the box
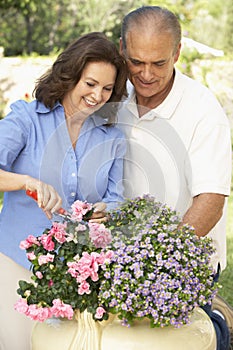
[0,32,128,268]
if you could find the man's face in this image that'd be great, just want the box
[121,28,180,101]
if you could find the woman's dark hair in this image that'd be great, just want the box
[34,32,128,123]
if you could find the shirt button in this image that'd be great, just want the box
[71,192,76,197]
[71,173,76,177]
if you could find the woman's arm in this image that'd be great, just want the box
[0,169,62,218]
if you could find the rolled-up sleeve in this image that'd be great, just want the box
[0,101,29,170]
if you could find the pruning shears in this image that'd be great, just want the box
[26,190,66,216]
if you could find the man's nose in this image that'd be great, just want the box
[141,65,154,81]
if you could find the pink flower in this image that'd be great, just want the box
[14,298,29,315]
[51,299,74,320]
[78,280,91,295]
[88,222,112,248]
[67,252,104,283]
[40,233,55,251]
[95,306,106,319]
[27,304,52,322]
[104,250,114,260]
[14,300,52,322]
[49,222,67,243]
[27,251,36,261]
[67,261,79,278]
[19,235,40,250]
[35,271,43,279]
[38,253,54,266]
[77,252,100,282]
[48,279,54,287]
[96,250,114,264]
[70,200,93,222]
[75,223,87,232]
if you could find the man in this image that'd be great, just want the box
[117,5,232,349]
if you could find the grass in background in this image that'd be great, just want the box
[0,191,232,305]
[219,193,233,305]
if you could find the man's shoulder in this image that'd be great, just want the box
[175,68,213,96]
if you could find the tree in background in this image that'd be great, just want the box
[224,0,233,54]
[0,0,232,56]
[0,0,141,55]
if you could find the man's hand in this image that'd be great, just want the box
[89,202,107,223]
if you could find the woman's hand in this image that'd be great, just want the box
[25,177,62,219]
[89,202,107,223]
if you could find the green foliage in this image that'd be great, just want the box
[0,0,232,56]
[224,0,233,54]
[0,192,2,206]
[219,194,233,305]
[177,47,202,77]
[0,82,9,119]
[0,0,141,55]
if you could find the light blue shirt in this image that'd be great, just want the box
[0,100,126,268]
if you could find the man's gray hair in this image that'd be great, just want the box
[121,6,182,53]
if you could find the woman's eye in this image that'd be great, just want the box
[86,82,94,87]
[104,87,113,92]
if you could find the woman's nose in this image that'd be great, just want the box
[92,88,102,102]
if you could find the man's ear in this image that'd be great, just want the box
[119,37,123,54]
[174,42,181,63]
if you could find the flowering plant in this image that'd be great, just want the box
[99,195,219,327]
[15,200,113,322]
[15,195,219,328]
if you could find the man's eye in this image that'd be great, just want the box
[154,61,166,67]
[131,60,141,65]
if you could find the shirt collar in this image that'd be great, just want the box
[35,101,62,114]
[35,101,108,133]
[126,68,185,120]
[90,113,109,130]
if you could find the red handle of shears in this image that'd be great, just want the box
[26,190,66,215]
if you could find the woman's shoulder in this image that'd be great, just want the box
[91,114,126,140]
[9,99,51,115]
[109,123,125,135]
[7,99,60,122]
[6,99,38,123]
[104,124,126,140]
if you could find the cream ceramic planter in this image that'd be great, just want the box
[101,308,216,350]
[31,307,216,350]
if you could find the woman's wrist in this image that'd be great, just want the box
[20,174,33,191]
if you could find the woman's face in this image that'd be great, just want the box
[64,61,117,117]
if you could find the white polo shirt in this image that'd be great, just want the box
[117,68,232,270]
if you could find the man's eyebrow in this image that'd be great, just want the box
[127,57,144,64]
[128,56,167,65]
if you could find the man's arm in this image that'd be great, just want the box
[180,193,226,237]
